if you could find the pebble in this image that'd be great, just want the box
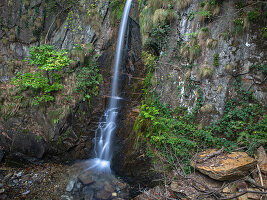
[112,192,117,197]
[61,195,73,200]
[0,189,4,194]
[0,184,3,188]
[66,180,75,192]
[16,171,23,177]
[22,190,30,195]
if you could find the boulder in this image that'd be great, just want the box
[78,171,94,185]
[191,149,257,181]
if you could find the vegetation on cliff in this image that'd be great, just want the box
[135,0,267,173]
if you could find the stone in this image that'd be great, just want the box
[78,171,94,185]
[22,190,30,195]
[66,180,75,192]
[0,189,4,194]
[96,190,111,200]
[0,184,3,188]
[191,149,257,181]
[112,192,117,197]
[61,195,73,200]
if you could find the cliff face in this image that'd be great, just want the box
[0,0,142,163]
[152,0,266,125]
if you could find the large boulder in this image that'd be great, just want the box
[191,149,257,181]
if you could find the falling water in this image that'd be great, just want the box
[88,0,132,173]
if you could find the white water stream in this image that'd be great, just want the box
[88,0,132,173]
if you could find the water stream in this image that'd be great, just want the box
[88,0,132,173]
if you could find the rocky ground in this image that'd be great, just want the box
[0,160,130,200]
[0,147,266,200]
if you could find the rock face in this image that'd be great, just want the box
[191,149,257,181]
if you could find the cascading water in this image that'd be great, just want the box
[88,0,132,173]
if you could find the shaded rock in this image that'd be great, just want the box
[191,149,257,181]
[78,171,94,185]
[5,152,39,167]
[96,190,111,200]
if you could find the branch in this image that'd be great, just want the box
[197,147,225,163]
[220,190,267,200]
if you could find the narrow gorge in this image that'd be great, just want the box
[0,0,266,200]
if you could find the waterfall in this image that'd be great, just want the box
[89,0,132,173]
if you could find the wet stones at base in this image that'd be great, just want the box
[62,170,129,200]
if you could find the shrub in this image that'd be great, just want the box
[11,45,72,105]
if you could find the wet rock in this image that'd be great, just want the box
[96,190,111,200]
[66,180,75,192]
[82,186,94,196]
[104,183,115,193]
[78,171,94,185]
[191,149,257,181]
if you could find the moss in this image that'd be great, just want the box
[199,65,214,79]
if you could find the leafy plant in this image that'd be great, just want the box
[11,45,72,105]
[213,53,220,67]
[74,47,102,103]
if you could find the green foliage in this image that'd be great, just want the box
[74,45,103,103]
[247,10,259,21]
[249,64,267,75]
[11,45,72,105]
[135,53,266,172]
[262,27,267,39]
[110,0,126,25]
[188,11,194,21]
[234,18,244,33]
[75,63,102,103]
[144,24,171,54]
[213,53,220,67]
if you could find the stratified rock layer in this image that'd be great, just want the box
[191,149,257,181]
